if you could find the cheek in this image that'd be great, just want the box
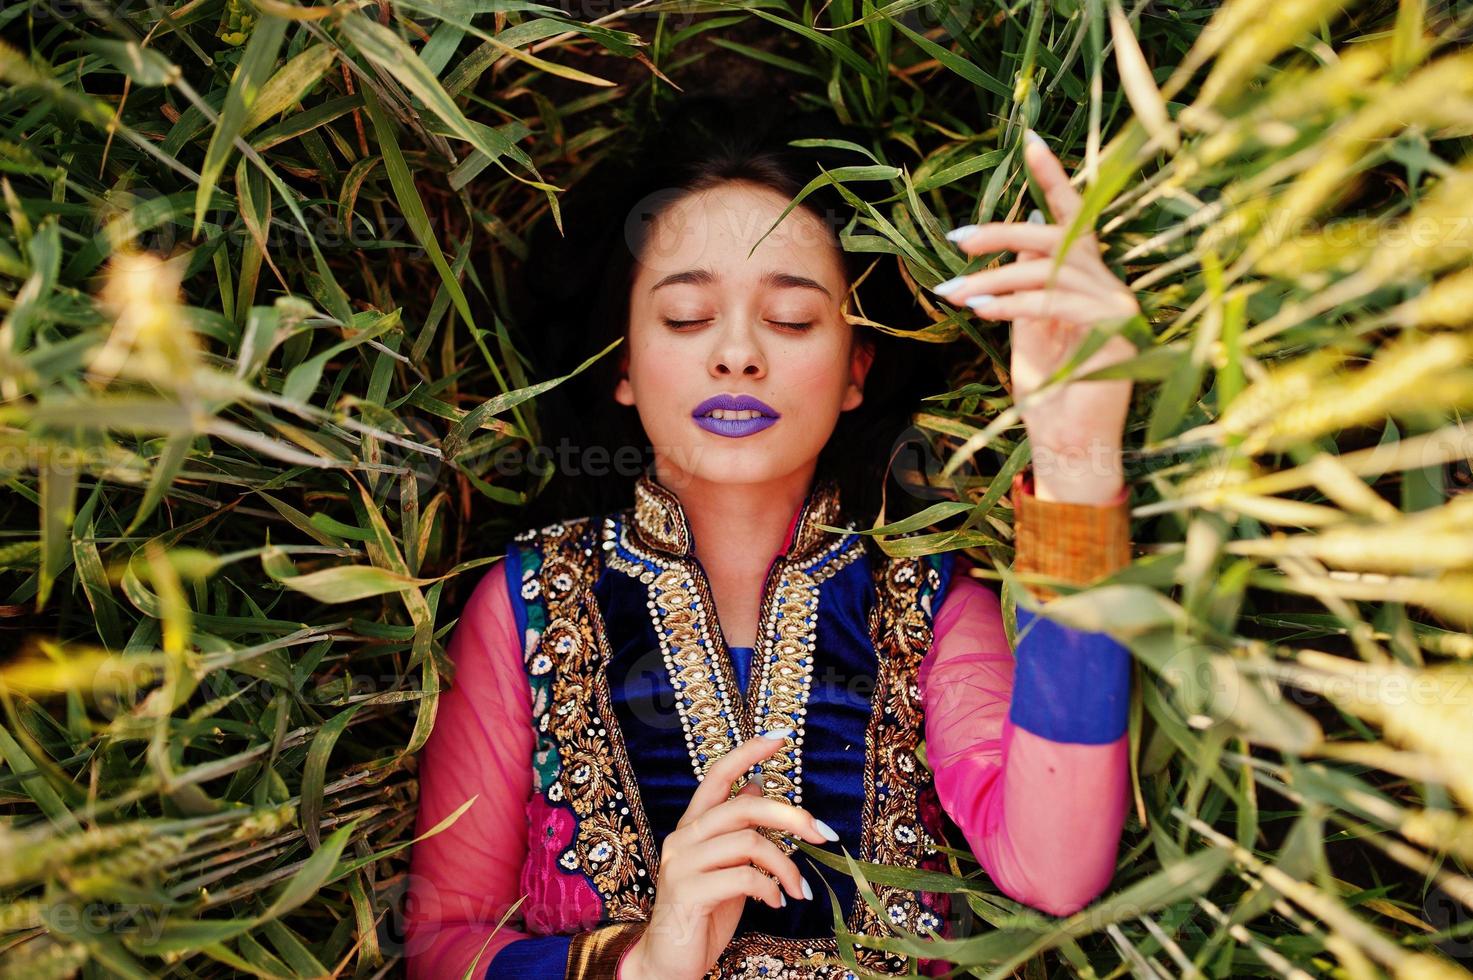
[775,338,855,397]
[627,334,685,388]
[625,334,703,418]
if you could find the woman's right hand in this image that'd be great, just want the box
[619,728,837,980]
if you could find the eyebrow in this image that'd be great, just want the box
[649,268,832,299]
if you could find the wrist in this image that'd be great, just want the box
[1029,441,1124,504]
[616,935,645,980]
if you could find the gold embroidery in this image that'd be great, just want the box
[846,553,950,974]
[715,933,854,978]
[605,470,862,852]
[521,516,659,920]
[516,475,953,976]
[631,468,843,561]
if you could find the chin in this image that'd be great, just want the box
[658,450,768,486]
[702,454,813,487]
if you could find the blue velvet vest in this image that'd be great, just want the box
[505,470,959,978]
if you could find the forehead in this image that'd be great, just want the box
[633,181,845,287]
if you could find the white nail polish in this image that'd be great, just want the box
[761,727,793,740]
[1025,129,1045,147]
[945,224,980,242]
[966,294,996,309]
[1028,209,1047,224]
[932,276,967,296]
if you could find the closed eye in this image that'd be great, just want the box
[661,318,813,331]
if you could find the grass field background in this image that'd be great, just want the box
[3,0,1473,975]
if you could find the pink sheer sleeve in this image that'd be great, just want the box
[917,557,1131,917]
[404,557,537,978]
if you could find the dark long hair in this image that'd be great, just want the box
[507,93,962,541]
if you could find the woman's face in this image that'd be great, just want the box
[614,180,874,489]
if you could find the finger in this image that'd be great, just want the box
[695,829,807,902]
[1028,207,1121,290]
[702,866,787,910]
[931,258,1106,306]
[694,794,834,847]
[1016,208,1047,264]
[683,729,791,822]
[1023,131,1086,227]
[946,224,1116,291]
[962,288,1139,326]
[947,223,1098,263]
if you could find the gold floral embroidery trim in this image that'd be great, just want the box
[629,469,844,562]
[528,516,657,920]
[606,516,864,853]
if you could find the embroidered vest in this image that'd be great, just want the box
[504,471,958,978]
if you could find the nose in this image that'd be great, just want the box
[710,321,766,379]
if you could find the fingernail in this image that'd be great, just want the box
[1028,209,1046,224]
[932,276,968,296]
[801,876,813,901]
[761,727,793,740]
[780,892,788,908]
[1025,129,1045,147]
[814,819,839,842]
[966,294,996,309]
[944,224,980,243]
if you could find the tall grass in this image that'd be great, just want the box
[2,0,1471,975]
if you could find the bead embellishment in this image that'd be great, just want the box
[606,470,862,852]
[513,517,658,921]
[510,470,957,976]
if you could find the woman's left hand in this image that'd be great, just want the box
[933,131,1138,503]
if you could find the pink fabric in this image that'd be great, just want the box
[520,795,604,933]
[918,555,1131,916]
[407,549,1131,977]
[404,557,642,979]
[404,557,538,980]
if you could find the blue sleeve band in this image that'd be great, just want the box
[505,539,527,645]
[932,549,956,612]
[1007,604,1130,744]
[486,934,573,977]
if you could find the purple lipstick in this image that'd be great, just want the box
[691,393,781,438]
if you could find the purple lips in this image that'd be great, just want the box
[691,393,780,438]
